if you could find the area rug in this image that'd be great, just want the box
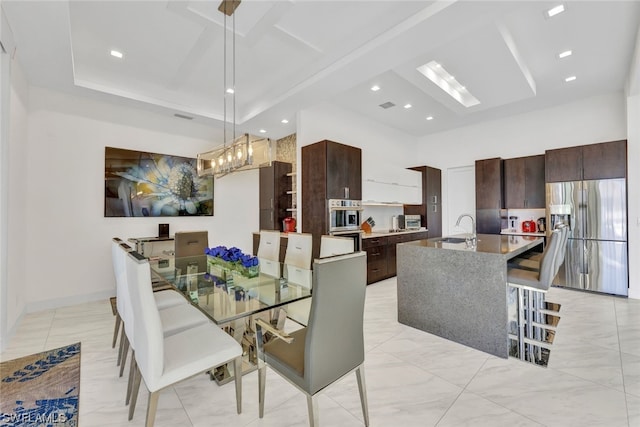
[0,342,80,426]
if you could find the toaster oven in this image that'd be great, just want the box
[404,214,422,230]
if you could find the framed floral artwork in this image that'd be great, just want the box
[104,147,214,217]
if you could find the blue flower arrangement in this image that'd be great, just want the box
[205,246,259,278]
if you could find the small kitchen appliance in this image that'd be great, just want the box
[404,215,422,230]
[509,216,519,232]
[537,217,546,233]
[522,220,536,233]
[283,216,296,232]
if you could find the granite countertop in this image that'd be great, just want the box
[362,228,428,239]
[405,233,543,259]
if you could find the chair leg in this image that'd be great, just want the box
[112,312,121,348]
[119,335,130,377]
[306,395,319,427]
[234,357,242,414]
[356,366,370,427]
[258,363,266,418]
[126,351,136,405]
[128,362,142,421]
[516,287,525,360]
[117,326,126,366]
[146,391,159,427]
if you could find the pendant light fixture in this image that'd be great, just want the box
[197,0,272,178]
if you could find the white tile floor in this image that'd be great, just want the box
[2,278,639,427]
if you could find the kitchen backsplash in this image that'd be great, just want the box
[362,205,404,232]
[505,208,546,232]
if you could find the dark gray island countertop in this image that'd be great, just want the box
[397,234,543,358]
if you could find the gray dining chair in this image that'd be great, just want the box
[255,251,369,427]
[507,226,568,363]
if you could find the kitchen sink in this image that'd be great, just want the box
[435,237,467,244]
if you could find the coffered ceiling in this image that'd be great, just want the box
[2,1,639,141]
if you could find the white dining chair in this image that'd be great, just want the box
[281,233,313,325]
[111,238,189,356]
[125,251,243,427]
[257,229,281,278]
[319,235,354,258]
[114,243,210,405]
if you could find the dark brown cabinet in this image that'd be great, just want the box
[546,140,626,182]
[363,231,429,284]
[363,237,388,284]
[404,166,442,238]
[302,140,362,258]
[259,161,292,231]
[504,155,545,208]
[475,158,504,234]
[582,140,627,180]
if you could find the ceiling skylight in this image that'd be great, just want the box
[416,61,480,108]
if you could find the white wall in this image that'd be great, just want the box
[296,103,419,232]
[5,54,28,341]
[22,87,259,311]
[627,93,639,299]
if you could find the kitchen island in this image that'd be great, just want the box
[396,234,543,358]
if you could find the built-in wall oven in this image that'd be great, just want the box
[328,199,363,251]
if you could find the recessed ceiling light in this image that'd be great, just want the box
[371,85,380,92]
[110,50,123,59]
[426,116,434,121]
[416,61,480,108]
[404,104,412,109]
[547,4,565,18]
[281,119,289,124]
[558,50,572,59]
[565,76,576,82]
[226,88,234,94]
[259,129,266,133]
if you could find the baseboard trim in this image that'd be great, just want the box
[27,289,116,313]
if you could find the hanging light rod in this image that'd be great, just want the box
[218,0,241,16]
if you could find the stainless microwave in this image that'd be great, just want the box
[404,214,421,230]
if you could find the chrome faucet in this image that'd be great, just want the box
[455,213,477,243]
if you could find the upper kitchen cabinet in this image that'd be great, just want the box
[504,155,545,208]
[582,140,627,180]
[362,167,421,205]
[259,161,292,230]
[324,140,362,199]
[475,158,504,209]
[404,166,442,238]
[546,140,626,182]
[475,158,503,234]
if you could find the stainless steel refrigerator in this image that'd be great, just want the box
[546,179,628,296]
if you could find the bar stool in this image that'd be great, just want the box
[507,226,567,364]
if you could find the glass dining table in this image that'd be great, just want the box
[148,255,312,384]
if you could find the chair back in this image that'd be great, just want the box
[174,231,209,257]
[304,251,367,394]
[554,224,569,271]
[258,230,281,278]
[537,229,562,288]
[125,252,164,390]
[112,239,133,325]
[257,230,281,260]
[319,235,354,258]
[283,233,313,269]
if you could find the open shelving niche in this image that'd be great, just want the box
[286,172,297,219]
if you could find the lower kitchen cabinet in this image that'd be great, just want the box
[363,231,429,284]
